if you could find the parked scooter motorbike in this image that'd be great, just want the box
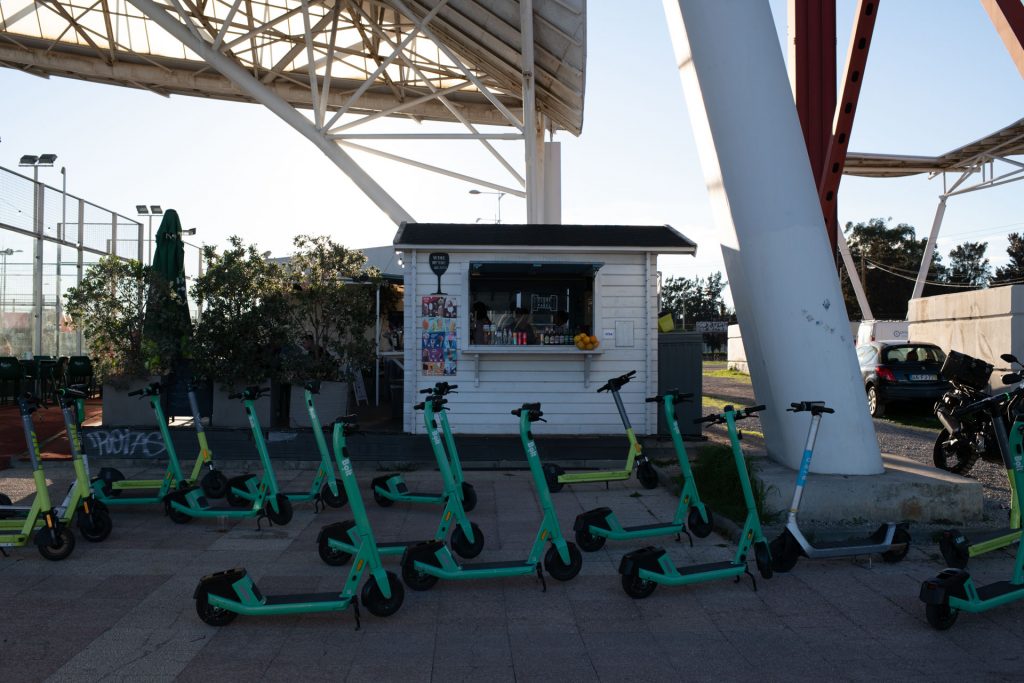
[933,350,1004,476]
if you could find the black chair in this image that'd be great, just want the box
[0,357,23,405]
[67,355,95,397]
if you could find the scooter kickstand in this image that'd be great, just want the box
[677,529,693,547]
[536,563,547,593]
[351,596,361,631]
[743,566,758,592]
[255,511,268,531]
[0,547,8,557]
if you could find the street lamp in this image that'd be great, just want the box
[0,248,23,314]
[19,154,57,183]
[137,205,163,263]
[469,189,506,224]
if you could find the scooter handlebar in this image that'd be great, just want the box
[596,369,636,393]
[788,401,834,415]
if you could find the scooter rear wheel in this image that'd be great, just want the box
[575,526,606,552]
[93,468,125,497]
[320,480,348,509]
[543,464,565,493]
[402,562,440,591]
[637,462,658,490]
[265,494,293,526]
[164,491,194,525]
[881,528,911,563]
[372,486,395,508]
[687,506,714,539]
[225,475,256,508]
[78,509,113,542]
[925,603,959,630]
[200,470,230,499]
[460,482,478,512]
[195,587,237,627]
[450,522,485,559]
[544,542,583,581]
[361,571,405,617]
[318,536,352,566]
[621,574,657,599]
[938,530,970,569]
[38,528,76,561]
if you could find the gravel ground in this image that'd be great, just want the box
[701,368,1013,523]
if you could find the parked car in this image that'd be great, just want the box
[856,341,950,418]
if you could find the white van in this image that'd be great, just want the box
[856,320,909,346]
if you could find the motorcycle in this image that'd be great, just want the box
[932,351,1021,476]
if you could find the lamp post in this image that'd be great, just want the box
[19,154,56,356]
[136,204,164,264]
[0,248,23,314]
[468,189,506,223]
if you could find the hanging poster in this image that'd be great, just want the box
[422,295,457,376]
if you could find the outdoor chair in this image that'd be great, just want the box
[0,357,24,405]
[67,355,96,397]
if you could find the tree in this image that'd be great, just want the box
[661,271,731,323]
[946,241,991,289]
[839,218,946,320]
[991,233,1024,286]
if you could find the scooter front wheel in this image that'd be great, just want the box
[769,531,801,573]
[361,571,405,617]
[925,603,959,630]
[544,542,583,581]
[320,480,348,509]
[195,587,237,627]
[460,482,478,512]
[621,574,657,599]
[687,506,714,539]
[0,492,14,519]
[78,509,113,542]
[38,528,76,561]
[265,495,293,526]
[200,470,230,499]
[402,563,440,591]
[754,540,773,580]
[450,523,485,559]
[637,462,658,490]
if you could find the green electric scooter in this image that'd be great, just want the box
[542,371,659,493]
[90,383,194,507]
[920,369,1024,630]
[371,381,476,511]
[399,402,582,591]
[163,387,293,527]
[1,387,113,544]
[938,354,1023,568]
[573,390,713,552]
[0,394,77,560]
[618,404,774,599]
[193,417,404,627]
[318,392,484,565]
[223,381,346,512]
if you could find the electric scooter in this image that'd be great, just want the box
[399,402,582,591]
[920,366,1024,630]
[768,401,910,572]
[573,389,713,551]
[193,418,404,627]
[541,371,659,493]
[223,381,346,511]
[317,392,483,565]
[937,354,1024,568]
[0,394,76,560]
[90,383,194,507]
[182,380,230,498]
[163,386,293,527]
[618,404,774,599]
[0,387,113,543]
[371,381,476,511]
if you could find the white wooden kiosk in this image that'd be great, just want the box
[394,224,697,435]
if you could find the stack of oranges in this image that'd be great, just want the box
[574,333,600,350]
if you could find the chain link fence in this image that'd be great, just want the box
[0,165,205,359]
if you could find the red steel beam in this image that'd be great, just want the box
[818,0,880,251]
[790,0,837,189]
[982,0,1024,79]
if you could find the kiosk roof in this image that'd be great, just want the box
[393,223,698,254]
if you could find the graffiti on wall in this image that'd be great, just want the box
[84,430,167,458]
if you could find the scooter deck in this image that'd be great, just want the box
[966,527,1021,546]
[264,592,346,605]
[674,560,737,577]
[112,479,169,490]
[623,523,680,533]
[559,470,631,484]
[457,560,534,571]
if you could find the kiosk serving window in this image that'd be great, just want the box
[467,262,600,346]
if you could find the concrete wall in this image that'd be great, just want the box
[726,324,748,373]
[908,285,1024,382]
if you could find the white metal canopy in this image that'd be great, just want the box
[1,0,586,223]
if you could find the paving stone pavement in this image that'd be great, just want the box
[2,461,1024,681]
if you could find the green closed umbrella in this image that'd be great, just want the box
[145,209,191,357]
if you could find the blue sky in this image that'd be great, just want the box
[1,0,1021,294]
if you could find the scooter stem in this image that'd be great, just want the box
[788,413,823,518]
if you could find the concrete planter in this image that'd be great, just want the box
[102,377,161,427]
[211,383,273,429]
[289,381,350,428]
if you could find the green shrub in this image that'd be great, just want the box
[688,444,777,524]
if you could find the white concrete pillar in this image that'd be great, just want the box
[662,0,883,474]
[543,141,562,224]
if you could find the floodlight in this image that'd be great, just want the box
[151,206,163,214]
[19,155,39,166]
[136,205,149,214]
[37,154,58,165]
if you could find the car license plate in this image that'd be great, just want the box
[910,374,938,381]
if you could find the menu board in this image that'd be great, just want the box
[421,295,458,376]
